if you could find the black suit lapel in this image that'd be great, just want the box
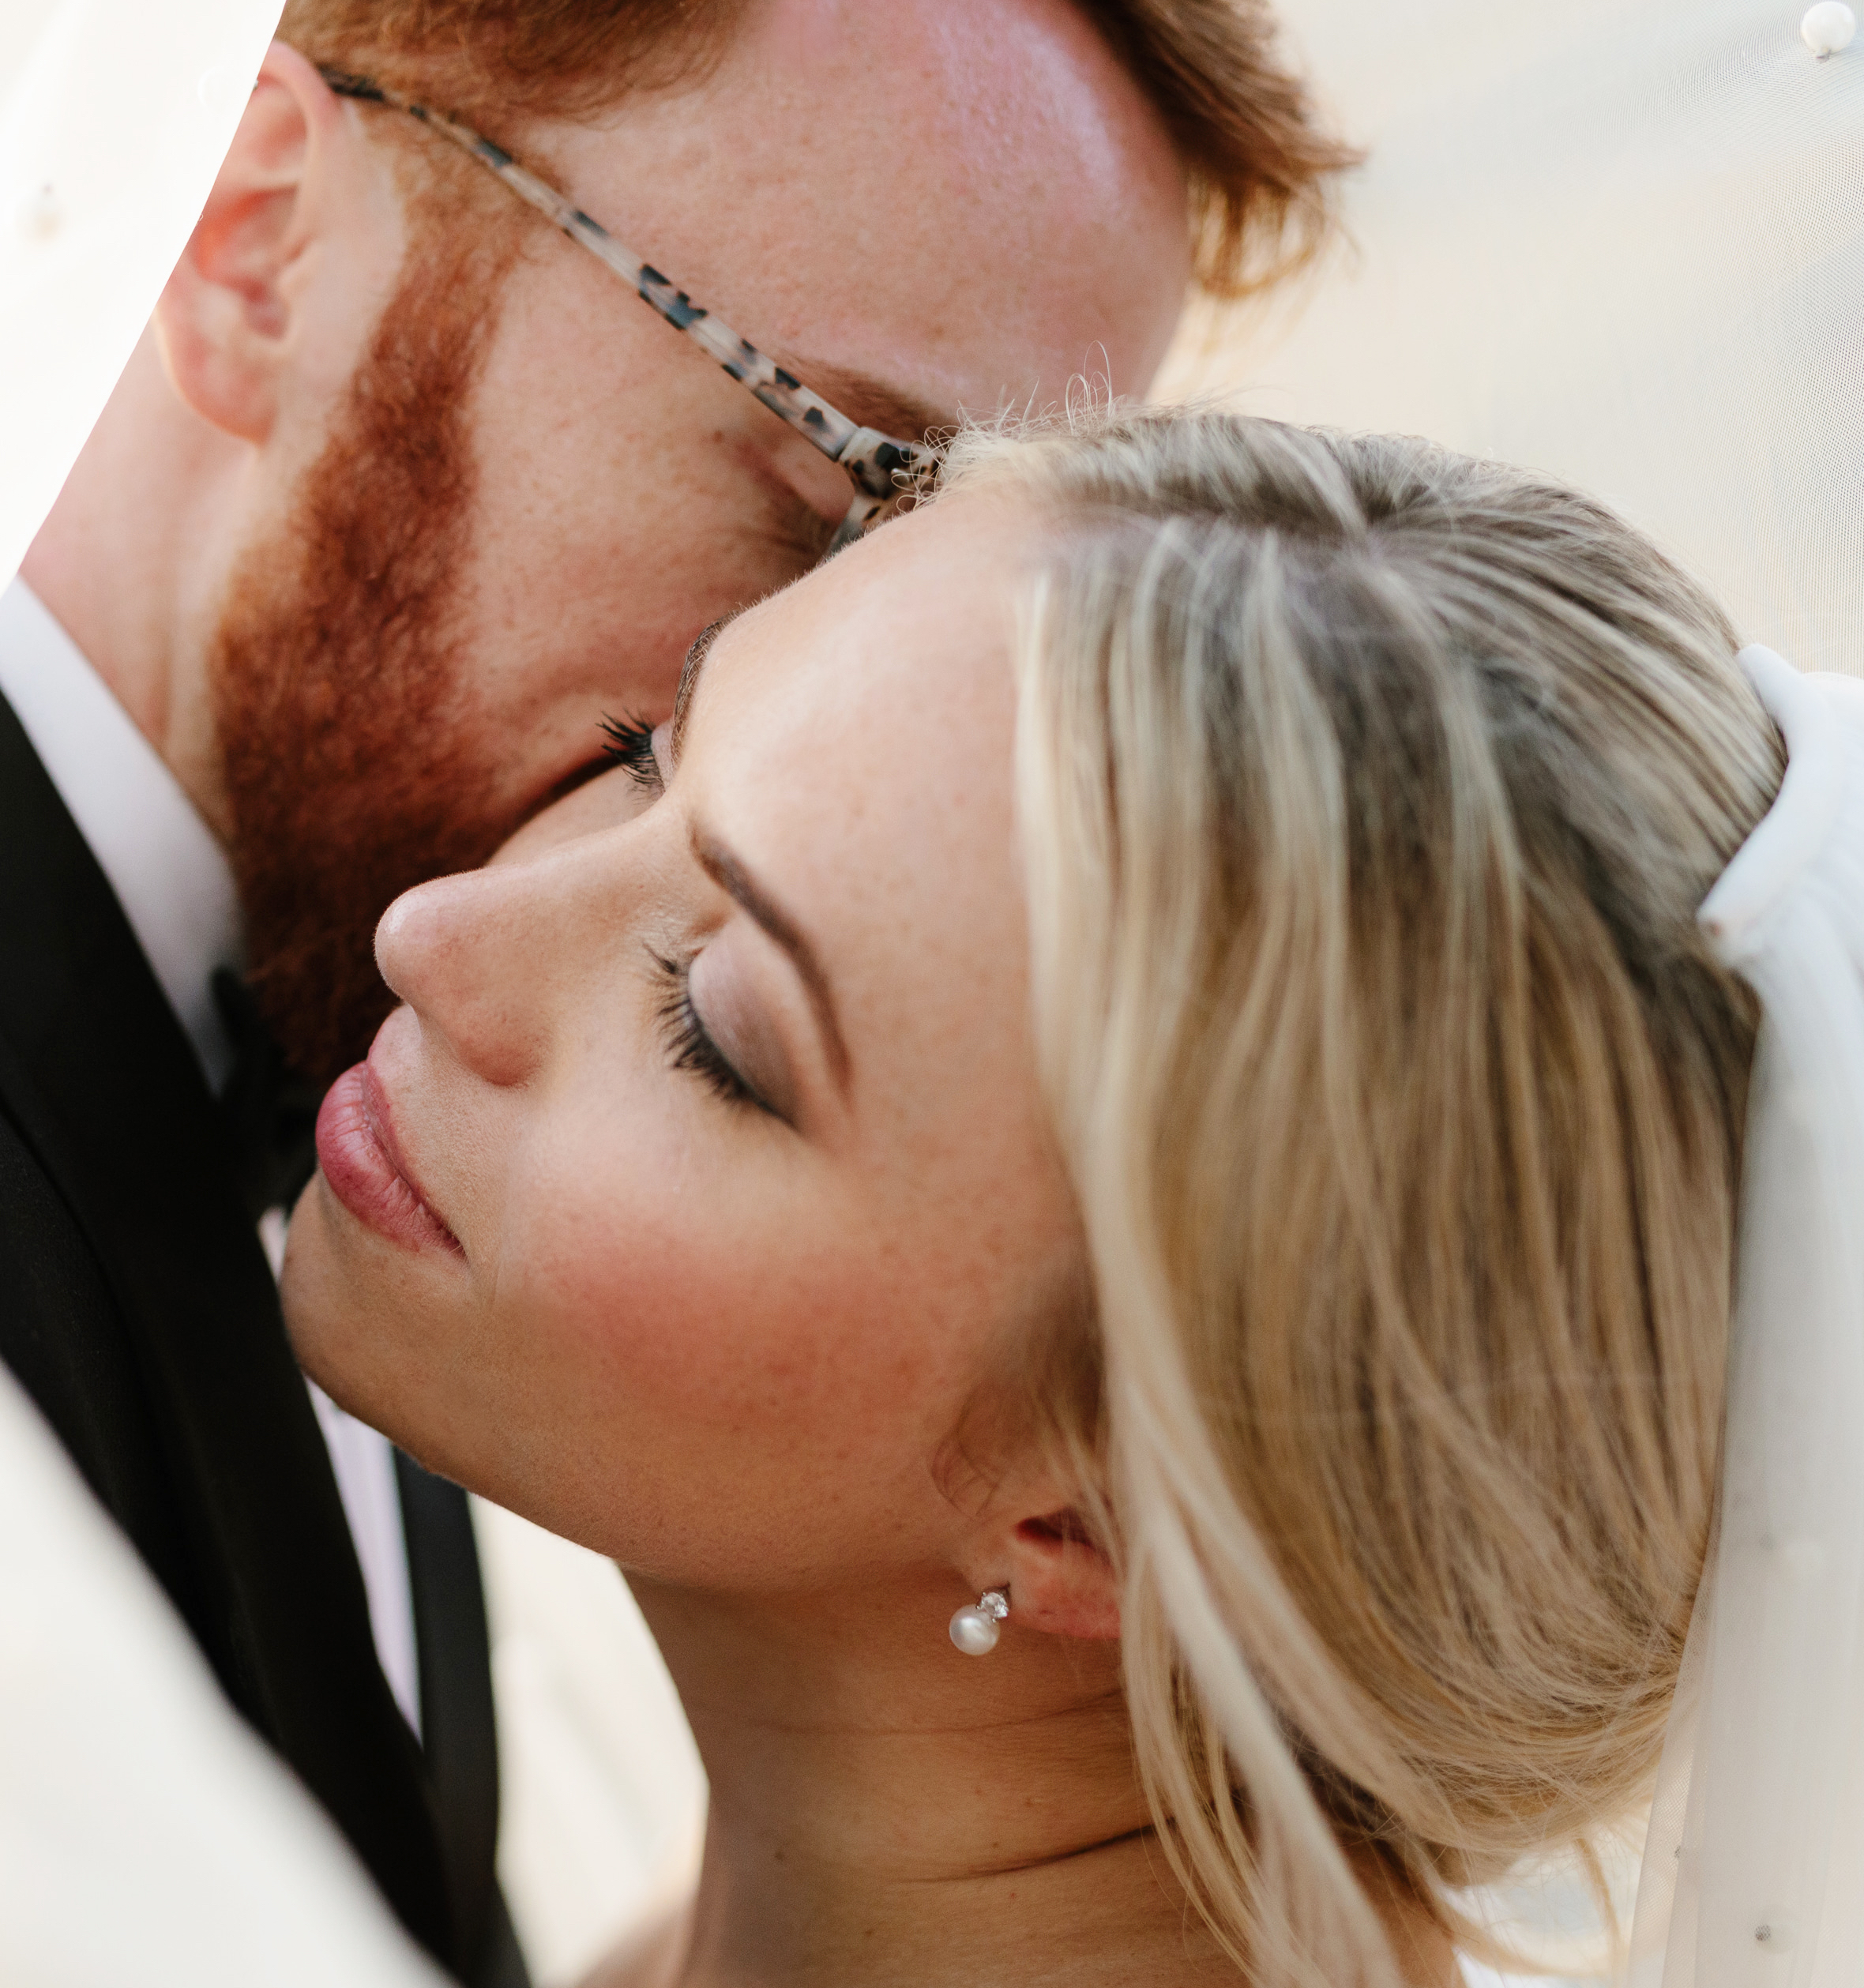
[0,691,457,1970]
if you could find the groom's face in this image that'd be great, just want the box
[197,0,1190,1082]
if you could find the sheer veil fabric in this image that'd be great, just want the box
[0,1347,442,1986]
[3,9,708,1975]
[0,4,437,1982]
[0,0,283,587]
[1629,653,1864,1988]
[1170,13,1864,1971]
[1166,0,1864,681]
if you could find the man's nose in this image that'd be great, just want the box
[373,836,606,1090]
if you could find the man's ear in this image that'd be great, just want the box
[154,43,355,443]
[971,1501,1122,1643]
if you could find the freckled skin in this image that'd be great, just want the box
[449,0,1193,797]
[285,497,1073,1589]
[24,0,1189,1074]
[289,498,1310,1986]
[285,494,1463,1988]
[13,6,1450,1975]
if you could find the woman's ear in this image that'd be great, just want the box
[153,43,356,443]
[977,1504,1122,1643]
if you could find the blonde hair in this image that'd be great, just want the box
[940,412,1783,1984]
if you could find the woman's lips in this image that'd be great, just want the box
[315,1062,463,1257]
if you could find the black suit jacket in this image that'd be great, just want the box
[0,690,518,1982]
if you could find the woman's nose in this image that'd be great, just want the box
[373,831,615,1089]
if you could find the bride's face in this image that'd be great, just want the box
[283,496,1083,1588]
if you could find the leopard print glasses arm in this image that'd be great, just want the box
[319,68,930,557]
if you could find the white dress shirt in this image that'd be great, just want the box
[0,577,422,1734]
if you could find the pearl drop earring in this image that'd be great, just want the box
[949,1587,1009,1655]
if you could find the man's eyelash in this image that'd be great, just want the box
[648,949,769,1114]
[599,713,663,793]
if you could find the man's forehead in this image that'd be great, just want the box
[535,0,1189,417]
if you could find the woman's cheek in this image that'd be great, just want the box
[498,1136,740,1407]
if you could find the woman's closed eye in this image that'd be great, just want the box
[650,947,776,1118]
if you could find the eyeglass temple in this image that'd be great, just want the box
[318,69,925,539]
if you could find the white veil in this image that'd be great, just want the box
[0,7,438,1982]
[1166,0,1864,684]
[1628,650,1864,1988]
[1173,6,1864,1980]
[1,0,279,585]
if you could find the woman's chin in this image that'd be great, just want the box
[279,1174,413,1440]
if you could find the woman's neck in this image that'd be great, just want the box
[622,1570,1241,1987]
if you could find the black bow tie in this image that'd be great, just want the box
[212,968,324,1222]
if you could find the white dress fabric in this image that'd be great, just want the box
[1167,0,1864,679]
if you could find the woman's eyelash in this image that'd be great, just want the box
[599,713,663,794]
[649,949,769,1115]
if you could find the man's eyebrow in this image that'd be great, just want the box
[780,355,954,449]
[693,825,851,1096]
[671,615,736,763]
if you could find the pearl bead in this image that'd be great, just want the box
[1802,2,1856,56]
[949,1605,1001,1655]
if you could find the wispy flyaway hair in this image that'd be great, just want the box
[940,410,1783,1986]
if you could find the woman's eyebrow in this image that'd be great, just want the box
[670,614,738,763]
[691,824,851,1096]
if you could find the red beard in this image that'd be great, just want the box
[209,226,528,1088]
